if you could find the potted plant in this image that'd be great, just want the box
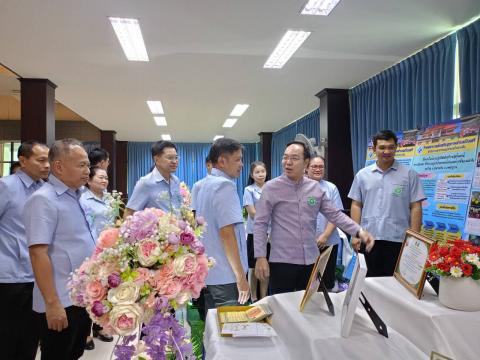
[425,240,480,311]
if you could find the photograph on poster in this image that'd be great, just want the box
[340,253,367,338]
[393,230,434,299]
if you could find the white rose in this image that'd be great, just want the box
[107,281,140,305]
[173,253,197,277]
[137,239,161,267]
[109,303,143,336]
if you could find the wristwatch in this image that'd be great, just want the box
[355,227,364,238]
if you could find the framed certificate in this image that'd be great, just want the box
[299,246,332,312]
[430,351,453,360]
[394,229,434,299]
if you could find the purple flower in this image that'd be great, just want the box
[108,272,121,288]
[196,216,205,225]
[91,301,106,317]
[168,232,179,245]
[120,209,160,243]
[180,231,195,245]
[177,220,187,230]
[155,296,170,311]
[191,240,205,255]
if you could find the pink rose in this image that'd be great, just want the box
[135,267,152,285]
[173,254,198,277]
[97,228,119,248]
[180,231,195,245]
[137,239,160,267]
[160,279,181,299]
[86,280,107,301]
[151,262,174,289]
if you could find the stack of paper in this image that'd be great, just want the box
[221,322,277,337]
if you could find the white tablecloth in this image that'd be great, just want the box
[204,291,426,360]
[363,277,480,360]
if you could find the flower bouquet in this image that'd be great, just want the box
[69,183,214,359]
[425,239,480,311]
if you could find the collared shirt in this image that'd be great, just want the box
[0,170,43,283]
[348,160,426,242]
[243,183,263,234]
[316,180,344,246]
[191,177,206,211]
[196,168,248,285]
[80,189,116,242]
[127,167,182,213]
[25,174,95,313]
[254,174,360,265]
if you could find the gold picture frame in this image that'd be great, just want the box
[393,229,434,299]
[299,246,333,311]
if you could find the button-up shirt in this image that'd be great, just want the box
[127,167,182,213]
[0,170,43,283]
[191,177,206,211]
[195,168,248,285]
[348,160,426,242]
[25,174,95,313]
[243,184,263,234]
[80,189,116,242]
[254,174,360,265]
[316,180,343,246]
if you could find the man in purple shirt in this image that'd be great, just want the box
[254,141,374,294]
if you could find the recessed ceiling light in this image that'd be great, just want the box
[301,0,341,16]
[222,118,238,128]
[263,30,311,69]
[213,135,224,141]
[154,116,167,126]
[109,17,149,61]
[161,134,172,141]
[146,101,164,115]
[230,104,249,117]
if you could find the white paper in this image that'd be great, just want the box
[222,322,277,337]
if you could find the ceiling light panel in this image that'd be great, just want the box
[161,134,172,141]
[264,30,311,69]
[222,118,238,128]
[213,135,224,141]
[109,17,149,61]
[230,104,249,117]
[154,116,167,126]
[301,0,341,16]
[146,101,164,114]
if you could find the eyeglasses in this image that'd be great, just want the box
[164,155,180,162]
[309,165,324,169]
[282,155,303,162]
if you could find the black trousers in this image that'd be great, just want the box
[320,244,338,290]
[363,240,402,277]
[36,305,92,360]
[269,262,314,295]
[0,282,38,360]
[203,283,240,315]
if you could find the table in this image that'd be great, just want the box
[204,290,427,359]
[363,277,480,360]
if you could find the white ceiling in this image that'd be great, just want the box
[0,0,479,142]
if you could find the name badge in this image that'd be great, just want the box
[307,197,317,206]
[392,185,405,197]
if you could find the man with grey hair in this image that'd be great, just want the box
[25,138,95,359]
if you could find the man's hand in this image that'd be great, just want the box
[237,276,250,305]
[316,233,328,248]
[46,301,68,332]
[358,229,375,252]
[255,257,270,281]
[351,237,361,252]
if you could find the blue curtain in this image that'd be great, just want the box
[350,34,456,173]
[127,142,258,200]
[458,19,480,117]
[270,109,320,178]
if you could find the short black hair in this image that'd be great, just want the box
[48,138,84,162]
[18,140,47,159]
[208,138,243,164]
[373,130,398,147]
[285,141,311,160]
[205,155,212,163]
[10,161,21,175]
[308,155,325,166]
[151,141,177,158]
[88,147,109,167]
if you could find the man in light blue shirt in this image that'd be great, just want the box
[26,138,95,359]
[126,141,182,215]
[0,140,49,360]
[307,155,343,290]
[191,155,212,212]
[196,138,249,313]
[349,130,426,277]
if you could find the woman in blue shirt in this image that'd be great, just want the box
[80,167,115,348]
[243,161,269,301]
